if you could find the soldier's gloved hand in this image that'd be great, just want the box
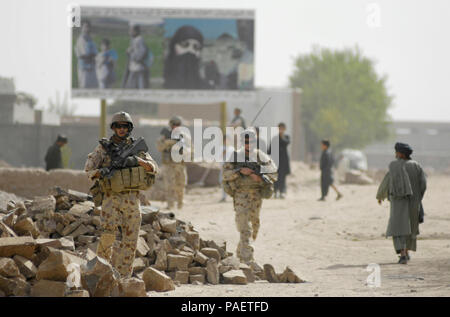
[99,167,110,177]
[123,155,139,167]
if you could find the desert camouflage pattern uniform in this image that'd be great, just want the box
[222,148,278,263]
[84,137,158,277]
[156,134,189,209]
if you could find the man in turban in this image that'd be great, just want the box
[163,25,211,89]
[376,142,427,264]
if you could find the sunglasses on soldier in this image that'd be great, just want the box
[113,123,130,129]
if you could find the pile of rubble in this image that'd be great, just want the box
[0,187,304,297]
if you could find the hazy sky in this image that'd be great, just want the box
[1,0,449,121]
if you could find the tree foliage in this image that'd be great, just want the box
[290,46,392,154]
[47,90,77,116]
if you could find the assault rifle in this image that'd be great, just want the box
[100,137,148,179]
[233,161,273,184]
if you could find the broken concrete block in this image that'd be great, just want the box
[91,216,101,228]
[136,237,150,257]
[132,257,147,272]
[56,223,65,236]
[118,277,147,297]
[68,201,94,217]
[189,274,205,284]
[221,256,240,270]
[200,248,221,263]
[36,237,75,251]
[167,254,192,271]
[0,221,17,238]
[0,276,30,296]
[142,267,175,292]
[278,266,304,283]
[239,263,255,283]
[193,251,208,266]
[0,257,20,277]
[218,265,233,275]
[206,258,219,285]
[85,248,97,262]
[159,218,177,234]
[77,235,96,245]
[31,280,67,297]
[0,237,36,259]
[29,196,56,218]
[55,195,72,211]
[68,224,89,239]
[13,255,37,279]
[13,217,40,238]
[183,231,200,250]
[2,212,16,228]
[81,256,120,297]
[188,267,206,276]
[263,264,280,283]
[153,249,167,271]
[41,219,57,234]
[205,240,227,259]
[62,220,82,236]
[36,247,86,282]
[222,270,248,285]
[173,271,189,284]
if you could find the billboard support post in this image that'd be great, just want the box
[220,101,227,135]
[100,99,107,138]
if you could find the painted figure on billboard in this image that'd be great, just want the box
[163,25,211,90]
[96,38,118,89]
[75,20,98,88]
[122,24,153,89]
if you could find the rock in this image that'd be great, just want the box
[62,220,83,236]
[221,256,240,270]
[2,212,16,228]
[118,277,147,297]
[205,240,227,259]
[183,231,200,250]
[142,267,175,292]
[0,221,17,238]
[29,196,56,218]
[153,249,167,271]
[55,195,71,211]
[41,219,57,234]
[36,247,86,281]
[0,236,36,259]
[31,280,67,297]
[13,255,37,279]
[263,264,280,283]
[91,216,101,228]
[136,237,150,257]
[219,265,233,274]
[206,258,219,285]
[0,257,20,277]
[68,201,94,217]
[85,248,97,261]
[13,217,40,238]
[278,266,304,283]
[193,251,208,266]
[189,274,205,284]
[200,248,221,263]
[81,256,120,297]
[172,271,189,284]
[222,270,248,285]
[0,276,30,296]
[68,224,89,239]
[188,267,206,276]
[159,218,177,234]
[56,223,65,236]
[77,235,96,245]
[167,254,192,271]
[65,290,90,297]
[36,237,75,251]
[132,257,147,272]
[239,263,255,283]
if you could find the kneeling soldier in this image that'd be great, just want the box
[84,111,159,278]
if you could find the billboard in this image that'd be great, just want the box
[71,6,255,101]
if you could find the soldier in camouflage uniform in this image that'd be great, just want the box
[84,111,159,278]
[156,116,189,210]
[222,129,278,264]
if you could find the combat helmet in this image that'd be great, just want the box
[110,111,134,131]
[169,115,183,127]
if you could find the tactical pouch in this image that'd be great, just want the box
[101,166,154,193]
[89,181,103,207]
[260,183,274,199]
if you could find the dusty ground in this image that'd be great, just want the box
[150,163,450,297]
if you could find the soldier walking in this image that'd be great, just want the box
[157,116,189,210]
[84,111,158,278]
[222,129,277,265]
[376,142,427,264]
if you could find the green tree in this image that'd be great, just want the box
[290,46,392,156]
